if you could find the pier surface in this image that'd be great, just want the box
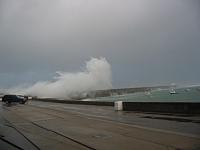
[0,101,200,150]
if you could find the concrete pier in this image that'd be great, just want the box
[0,101,200,150]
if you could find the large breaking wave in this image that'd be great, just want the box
[8,57,112,98]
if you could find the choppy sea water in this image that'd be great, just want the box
[94,86,200,102]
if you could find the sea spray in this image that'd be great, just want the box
[8,57,112,98]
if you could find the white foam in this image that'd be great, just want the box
[8,57,112,99]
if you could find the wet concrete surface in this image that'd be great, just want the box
[30,101,200,137]
[0,101,200,150]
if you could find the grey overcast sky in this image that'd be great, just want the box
[0,0,200,88]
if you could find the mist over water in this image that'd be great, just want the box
[8,57,112,98]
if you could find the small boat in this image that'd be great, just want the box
[169,88,177,94]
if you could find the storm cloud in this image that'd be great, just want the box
[0,0,200,88]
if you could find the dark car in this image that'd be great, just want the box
[2,95,27,104]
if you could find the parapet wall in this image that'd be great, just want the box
[33,99,200,114]
[122,102,200,114]
[33,98,114,106]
